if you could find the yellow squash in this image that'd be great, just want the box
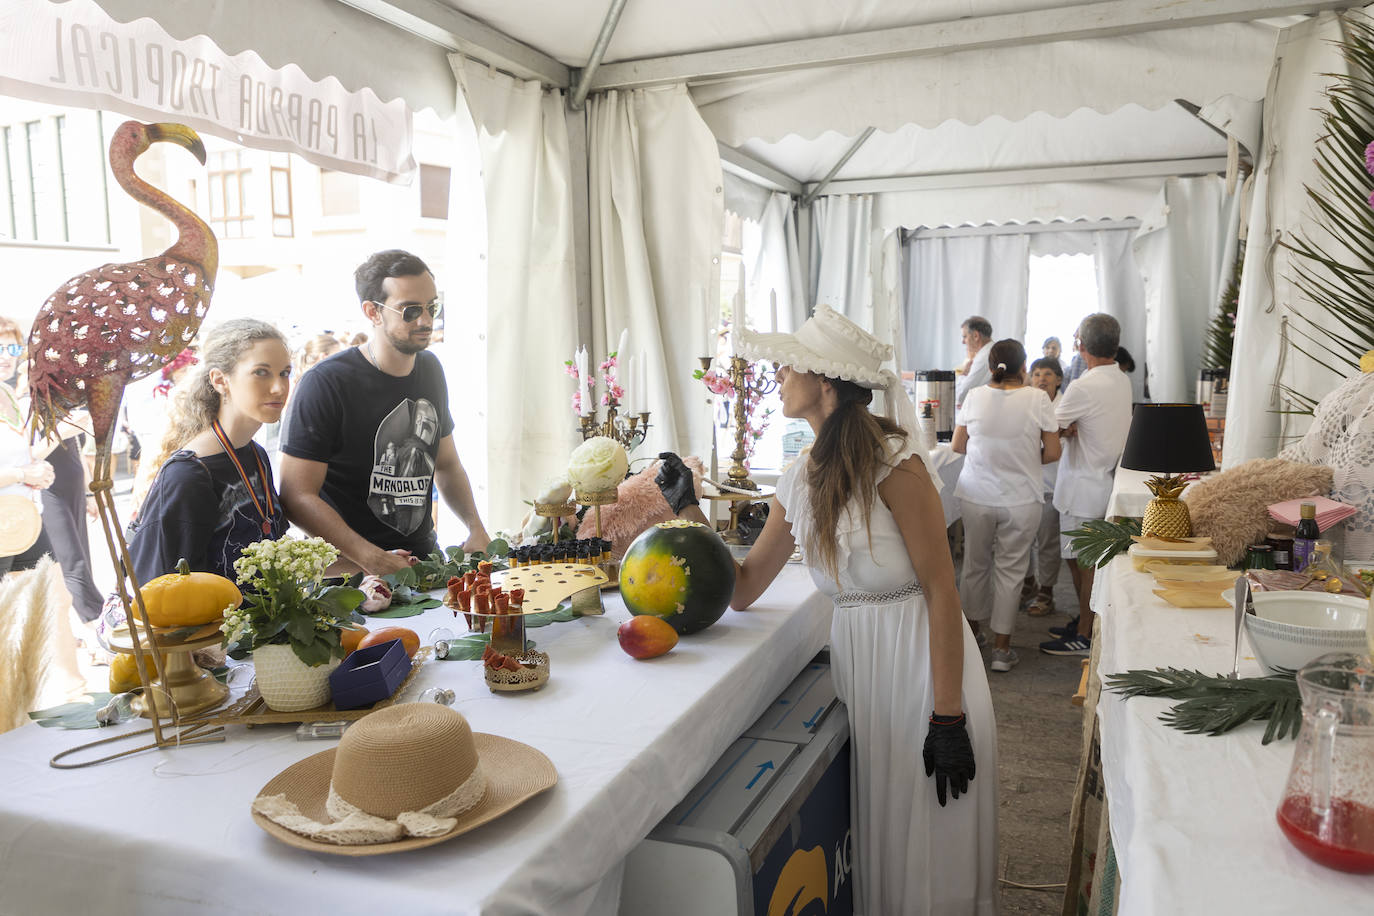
[108,651,158,693]
[139,558,241,628]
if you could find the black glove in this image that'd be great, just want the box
[922,713,976,807]
[654,452,698,514]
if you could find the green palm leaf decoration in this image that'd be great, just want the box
[1281,13,1374,411]
[1063,517,1141,569]
[1204,242,1243,371]
[1105,668,1302,744]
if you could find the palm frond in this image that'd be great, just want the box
[1063,517,1141,569]
[1104,668,1302,744]
[1285,11,1374,406]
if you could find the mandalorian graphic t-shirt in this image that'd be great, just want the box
[282,347,454,556]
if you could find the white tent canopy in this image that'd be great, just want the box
[15,0,1370,528]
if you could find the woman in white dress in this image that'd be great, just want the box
[952,340,1060,672]
[660,305,997,916]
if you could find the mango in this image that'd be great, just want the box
[617,615,679,660]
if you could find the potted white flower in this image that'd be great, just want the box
[221,537,365,711]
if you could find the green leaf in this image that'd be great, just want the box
[485,538,511,558]
[524,603,578,628]
[315,585,365,617]
[445,546,465,562]
[29,693,116,729]
[291,639,334,667]
[284,615,318,645]
[384,566,417,589]
[436,633,491,660]
[366,598,441,618]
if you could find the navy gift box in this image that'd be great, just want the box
[329,639,412,710]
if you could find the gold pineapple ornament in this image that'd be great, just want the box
[1142,475,1192,538]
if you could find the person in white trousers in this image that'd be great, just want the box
[952,340,1061,672]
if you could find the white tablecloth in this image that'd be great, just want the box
[1104,466,1154,520]
[0,568,832,916]
[1093,558,1373,914]
[927,444,964,527]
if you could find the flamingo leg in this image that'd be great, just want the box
[84,376,178,737]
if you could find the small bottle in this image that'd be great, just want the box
[1293,502,1320,572]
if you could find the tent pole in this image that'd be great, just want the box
[800,127,876,208]
[569,0,631,110]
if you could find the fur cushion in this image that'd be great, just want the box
[575,456,704,559]
[1184,458,1334,566]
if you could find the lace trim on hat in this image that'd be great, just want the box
[252,765,488,845]
[737,337,888,388]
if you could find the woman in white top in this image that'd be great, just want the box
[951,340,1060,672]
[657,305,997,915]
[1026,357,1064,617]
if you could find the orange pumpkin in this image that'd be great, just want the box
[357,626,420,659]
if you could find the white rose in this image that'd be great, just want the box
[567,437,629,493]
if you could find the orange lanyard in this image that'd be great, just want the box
[211,420,275,536]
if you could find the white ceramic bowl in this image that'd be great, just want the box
[1244,593,1368,675]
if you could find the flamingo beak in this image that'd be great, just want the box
[145,123,207,165]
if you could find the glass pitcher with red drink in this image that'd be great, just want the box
[1276,653,1374,873]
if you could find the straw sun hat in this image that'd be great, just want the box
[251,703,556,856]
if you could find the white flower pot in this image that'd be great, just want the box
[252,644,339,712]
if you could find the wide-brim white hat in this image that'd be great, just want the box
[737,304,891,389]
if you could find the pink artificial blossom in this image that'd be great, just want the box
[1365,140,1374,176]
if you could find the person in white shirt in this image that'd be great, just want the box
[955,316,994,408]
[1024,358,1064,616]
[952,340,1061,672]
[1041,314,1133,657]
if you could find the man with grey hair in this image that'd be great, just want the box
[1040,313,1133,656]
[955,315,994,409]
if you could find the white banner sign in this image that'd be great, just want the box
[0,0,416,183]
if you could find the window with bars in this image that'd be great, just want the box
[270,153,294,237]
[207,149,253,239]
[0,112,109,245]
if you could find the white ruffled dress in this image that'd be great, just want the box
[775,442,998,916]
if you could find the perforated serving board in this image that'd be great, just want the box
[493,563,608,613]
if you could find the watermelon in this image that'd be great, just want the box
[619,520,737,635]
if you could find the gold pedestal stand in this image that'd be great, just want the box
[106,620,229,719]
[534,500,578,541]
[576,487,619,585]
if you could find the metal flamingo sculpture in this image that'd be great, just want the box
[27,121,218,741]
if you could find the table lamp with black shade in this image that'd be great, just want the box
[1119,403,1217,537]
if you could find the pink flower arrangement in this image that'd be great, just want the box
[694,362,775,459]
[565,351,623,417]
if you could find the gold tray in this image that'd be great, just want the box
[183,648,432,727]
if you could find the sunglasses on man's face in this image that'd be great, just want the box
[1,344,22,357]
[373,299,443,323]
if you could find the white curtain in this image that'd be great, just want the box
[1226,13,1352,467]
[809,195,874,326]
[901,233,1030,372]
[1094,229,1149,404]
[1131,176,1243,404]
[743,192,806,333]
[451,58,580,532]
[587,86,723,463]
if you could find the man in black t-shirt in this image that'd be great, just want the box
[280,250,489,576]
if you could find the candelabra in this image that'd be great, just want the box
[578,403,651,450]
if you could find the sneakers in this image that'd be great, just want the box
[1040,634,1091,656]
[1048,616,1080,638]
[974,628,991,650]
[990,648,1019,672]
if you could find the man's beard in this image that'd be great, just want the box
[387,327,430,355]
